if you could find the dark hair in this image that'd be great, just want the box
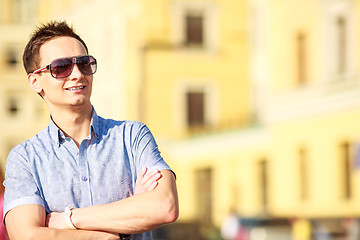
[23,20,88,74]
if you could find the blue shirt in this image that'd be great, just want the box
[3,109,171,239]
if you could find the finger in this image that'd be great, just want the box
[141,169,159,184]
[134,168,148,195]
[143,172,162,190]
[147,180,159,192]
[137,168,147,179]
[150,172,162,182]
[137,168,148,184]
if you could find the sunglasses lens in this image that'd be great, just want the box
[50,58,73,78]
[49,55,97,79]
[78,56,97,75]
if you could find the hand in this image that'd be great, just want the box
[134,168,162,195]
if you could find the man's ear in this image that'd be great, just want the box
[27,73,43,94]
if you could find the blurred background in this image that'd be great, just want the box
[1,0,360,239]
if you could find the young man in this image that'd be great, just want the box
[3,21,178,240]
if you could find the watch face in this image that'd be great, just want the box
[119,234,131,240]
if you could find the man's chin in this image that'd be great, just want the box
[69,99,91,108]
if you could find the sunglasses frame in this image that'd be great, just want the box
[32,55,97,79]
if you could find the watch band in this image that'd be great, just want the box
[64,206,77,230]
[119,234,131,240]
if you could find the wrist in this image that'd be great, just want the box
[64,206,77,230]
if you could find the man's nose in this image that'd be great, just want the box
[68,63,83,80]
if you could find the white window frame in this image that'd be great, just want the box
[173,80,219,132]
[171,2,219,53]
[321,0,356,80]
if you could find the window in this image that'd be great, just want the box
[171,2,218,51]
[259,159,268,210]
[299,147,308,201]
[185,11,204,47]
[321,0,355,78]
[175,83,218,133]
[336,16,347,74]
[296,32,307,84]
[187,91,205,127]
[6,48,19,67]
[340,141,352,200]
[11,0,37,24]
[8,97,19,116]
[196,168,213,224]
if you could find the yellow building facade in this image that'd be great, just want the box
[0,0,48,172]
[1,0,360,239]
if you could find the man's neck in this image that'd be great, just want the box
[49,104,93,148]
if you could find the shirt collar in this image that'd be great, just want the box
[48,107,100,147]
[90,108,100,140]
[48,116,63,147]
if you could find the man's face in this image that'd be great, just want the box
[34,36,93,110]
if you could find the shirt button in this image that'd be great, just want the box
[82,176,88,181]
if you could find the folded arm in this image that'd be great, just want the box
[4,204,120,240]
[5,168,175,239]
[49,170,178,234]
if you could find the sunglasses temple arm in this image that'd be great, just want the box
[32,66,49,74]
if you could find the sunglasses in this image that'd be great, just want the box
[32,55,97,79]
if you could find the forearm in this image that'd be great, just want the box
[4,204,119,240]
[73,192,175,234]
[71,170,178,234]
[9,227,118,240]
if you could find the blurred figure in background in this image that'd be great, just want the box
[221,211,248,240]
[313,222,330,240]
[221,211,240,240]
[342,218,360,240]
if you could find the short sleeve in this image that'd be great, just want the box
[130,122,173,176]
[3,147,45,221]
